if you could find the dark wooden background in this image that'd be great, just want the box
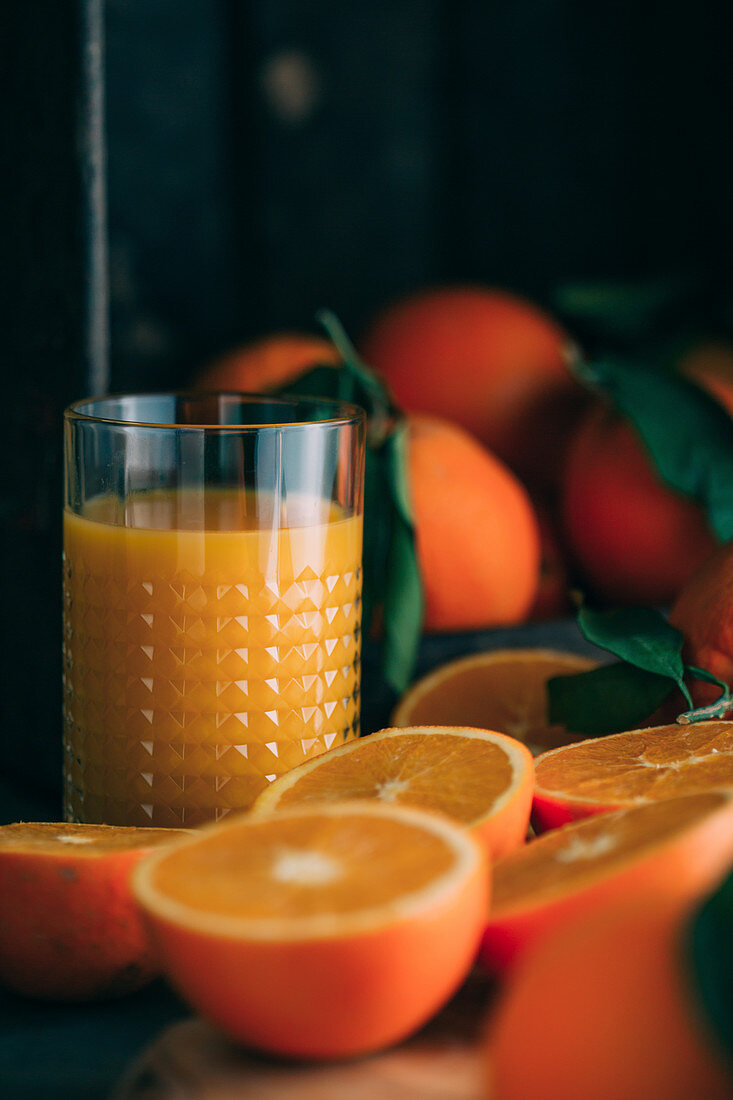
[104,0,733,386]
[2,0,733,807]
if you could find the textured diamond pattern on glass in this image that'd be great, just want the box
[63,544,361,827]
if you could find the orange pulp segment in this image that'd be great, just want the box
[480,790,733,971]
[391,649,598,754]
[133,801,488,1058]
[533,720,733,830]
[252,726,534,860]
[138,801,480,934]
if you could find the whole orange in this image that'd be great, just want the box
[361,286,583,489]
[562,401,718,605]
[669,540,733,706]
[195,333,340,392]
[486,898,732,1100]
[197,339,541,633]
[408,415,540,632]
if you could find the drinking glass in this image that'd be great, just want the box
[63,393,365,826]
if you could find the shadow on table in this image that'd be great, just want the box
[114,971,496,1100]
[0,980,188,1100]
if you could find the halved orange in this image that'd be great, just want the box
[391,649,598,754]
[533,720,733,830]
[133,801,489,1059]
[480,789,733,972]
[0,822,188,1000]
[252,726,534,860]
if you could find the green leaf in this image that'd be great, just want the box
[577,606,692,705]
[316,309,393,443]
[574,357,733,541]
[554,274,701,348]
[380,422,423,693]
[273,362,373,411]
[548,605,732,734]
[548,661,674,737]
[685,666,730,693]
[359,444,391,636]
[686,869,733,1065]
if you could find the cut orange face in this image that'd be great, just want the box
[480,790,733,972]
[252,726,534,860]
[391,649,598,754]
[133,801,489,1059]
[533,721,733,830]
[0,822,187,1000]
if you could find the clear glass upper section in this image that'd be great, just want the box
[64,393,365,524]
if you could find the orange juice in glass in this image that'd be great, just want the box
[62,394,364,827]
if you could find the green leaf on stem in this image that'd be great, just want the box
[577,606,692,706]
[548,661,674,737]
[316,309,394,444]
[548,605,733,735]
[381,422,424,694]
[676,666,733,724]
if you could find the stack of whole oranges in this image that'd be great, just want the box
[196,298,561,634]
[196,286,733,635]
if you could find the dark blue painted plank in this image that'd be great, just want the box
[234,0,443,335]
[0,982,187,1100]
[1,1,109,797]
[106,0,242,388]
[442,0,732,298]
[101,0,733,374]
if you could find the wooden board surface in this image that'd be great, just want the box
[115,971,494,1099]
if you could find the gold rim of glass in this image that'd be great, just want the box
[64,391,366,431]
